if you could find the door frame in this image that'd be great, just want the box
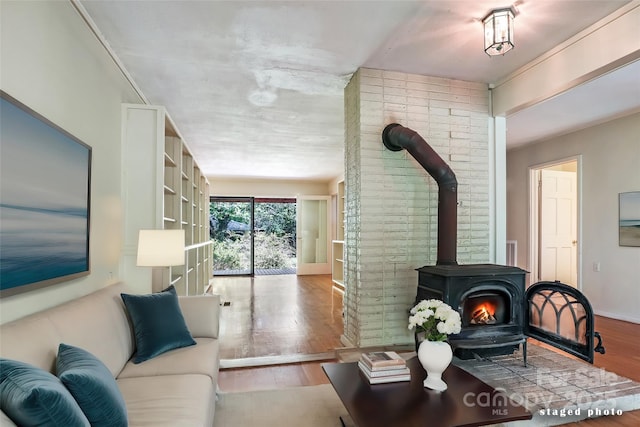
[528,156,582,289]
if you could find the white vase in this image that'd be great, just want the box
[417,340,453,391]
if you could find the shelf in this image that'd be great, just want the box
[164,153,177,167]
[124,104,212,296]
[332,280,345,294]
[332,189,345,291]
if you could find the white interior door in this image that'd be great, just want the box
[539,169,578,285]
[296,196,331,275]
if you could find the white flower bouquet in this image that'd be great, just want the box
[408,299,462,342]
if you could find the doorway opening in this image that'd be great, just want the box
[529,157,581,288]
[210,197,297,276]
[296,195,331,275]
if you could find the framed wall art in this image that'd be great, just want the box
[619,191,640,247]
[0,91,92,297]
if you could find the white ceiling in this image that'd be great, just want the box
[79,0,639,181]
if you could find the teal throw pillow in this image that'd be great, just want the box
[121,286,196,363]
[56,343,128,427]
[0,358,90,426]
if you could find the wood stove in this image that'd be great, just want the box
[417,267,606,364]
[417,264,528,360]
[382,123,604,365]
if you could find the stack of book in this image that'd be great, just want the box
[358,351,410,384]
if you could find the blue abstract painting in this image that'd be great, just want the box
[0,92,91,297]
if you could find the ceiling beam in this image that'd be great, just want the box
[491,1,640,117]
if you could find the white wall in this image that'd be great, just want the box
[209,177,331,197]
[506,113,640,323]
[1,1,141,323]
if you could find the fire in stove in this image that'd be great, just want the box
[470,303,497,325]
[462,292,509,327]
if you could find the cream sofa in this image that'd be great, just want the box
[0,283,221,426]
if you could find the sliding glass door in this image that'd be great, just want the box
[210,197,298,276]
[210,197,254,276]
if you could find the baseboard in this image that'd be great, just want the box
[220,351,336,369]
[595,310,640,324]
[339,334,355,348]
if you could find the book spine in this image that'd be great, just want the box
[360,358,406,371]
[361,352,405,369]
[366,362,408,372]
[368,374,411,384]
[358,362,410,378]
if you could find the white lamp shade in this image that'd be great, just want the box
[137,229,185,266]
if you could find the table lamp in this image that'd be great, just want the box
[137,229,185,291]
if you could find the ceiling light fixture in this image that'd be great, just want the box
[483,7,515,56]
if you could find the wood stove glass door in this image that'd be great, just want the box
[525,280,604,363]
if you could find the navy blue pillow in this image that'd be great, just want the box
[121,286,196,363]
[0,358,90,426]
[57,343,128,427]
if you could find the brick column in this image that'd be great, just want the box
[343,68,490,347]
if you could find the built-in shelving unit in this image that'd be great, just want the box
[332,180,345,292]
[122,104,212,295]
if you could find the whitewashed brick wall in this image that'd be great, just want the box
[343,68,490,347]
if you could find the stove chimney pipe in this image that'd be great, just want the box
[382,123,458,265]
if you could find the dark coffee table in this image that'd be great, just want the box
[322,357,532,427]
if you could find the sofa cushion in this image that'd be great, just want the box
[0,316,62,372]
[0,359,90,426]
[121,286,196,363]
[0,283,134,377]
[118,337,219,384]
[57,343,128,427]
[178,294,221,339]
[47,284,134,377]
[117,374,214,427]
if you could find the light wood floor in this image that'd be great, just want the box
[214,274,640,426]
[211,274,343,360]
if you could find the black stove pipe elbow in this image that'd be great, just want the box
[382,123,458,266]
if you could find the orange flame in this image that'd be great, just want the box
[471,303,497,324]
